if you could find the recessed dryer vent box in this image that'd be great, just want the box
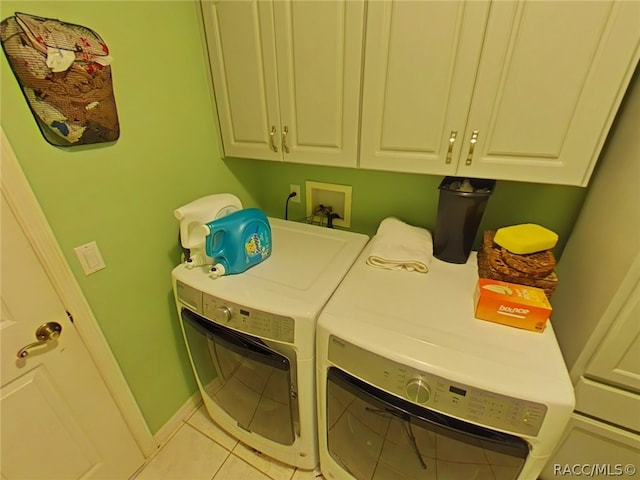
[305,181,352,228]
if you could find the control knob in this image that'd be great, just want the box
[406,378,431,404]
[214,306,233,323]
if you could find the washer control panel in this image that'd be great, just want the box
[176,281,295,343]
[328,335,547,436]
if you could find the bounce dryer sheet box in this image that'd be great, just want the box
[473,278,552,333]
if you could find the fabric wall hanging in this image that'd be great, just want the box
[1,12,119,146]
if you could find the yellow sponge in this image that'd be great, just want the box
[493,224,558,254]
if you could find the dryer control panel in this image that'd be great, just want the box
[176,280,295,343]
[328,335,547,437]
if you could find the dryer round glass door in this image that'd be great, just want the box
[326,367,529,480]
[182,308,297,445]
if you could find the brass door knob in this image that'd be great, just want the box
[17,322,63,358]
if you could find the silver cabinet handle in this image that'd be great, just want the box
[282,126,290,154]
[17,322,62,358]
[446,130,457,164]
[466,130,479,165]
[269,126,278,152]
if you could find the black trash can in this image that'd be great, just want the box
[433,177,496,264]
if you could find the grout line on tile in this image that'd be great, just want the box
[179,423,234,480]
[129,423,190,479]
[184,398,205,422]
[183,421,224,443]
[225,452,270,480]
[232,441,296,480]
[209,447,233,480]
[187,421,237,452]
[255,453,295,480]
[153,392,202,446]
[281,464,295,480]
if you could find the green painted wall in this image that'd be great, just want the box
[230,158,587,257]
[1,0,588,437]
[0,1,259,434]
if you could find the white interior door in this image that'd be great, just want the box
[1,192,145,479]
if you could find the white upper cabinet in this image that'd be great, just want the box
[359,1,490,176]
[201,0,365,167]
[201,1,280,161]
[202,0,639,185]
[360,0,640,186]
[459,1,640,185]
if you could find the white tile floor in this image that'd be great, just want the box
[131,405,322,480]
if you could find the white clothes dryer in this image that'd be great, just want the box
[173,218,367,470]
[317,245,575,480]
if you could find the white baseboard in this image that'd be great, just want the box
[153,391,203,447]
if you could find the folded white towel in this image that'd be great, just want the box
[366,217,433,273]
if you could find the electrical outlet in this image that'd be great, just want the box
[289,184,301,203]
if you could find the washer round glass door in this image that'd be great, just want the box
[326,367,529,479]
[182,308,296,445]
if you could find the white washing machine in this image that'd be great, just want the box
[317,245,575,480]
[172,218,367,470]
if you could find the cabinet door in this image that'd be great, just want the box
[574,377,640,433]
[201,1,282,161]
[540,413,640,479]
[273,1,364,167]
[459,1,640,186]
[584,276,640,394]
[359,1,489,175]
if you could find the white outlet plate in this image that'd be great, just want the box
[305,181,352,228]
[289,184,301,203]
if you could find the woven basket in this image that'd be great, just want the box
[477,231,558,298]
